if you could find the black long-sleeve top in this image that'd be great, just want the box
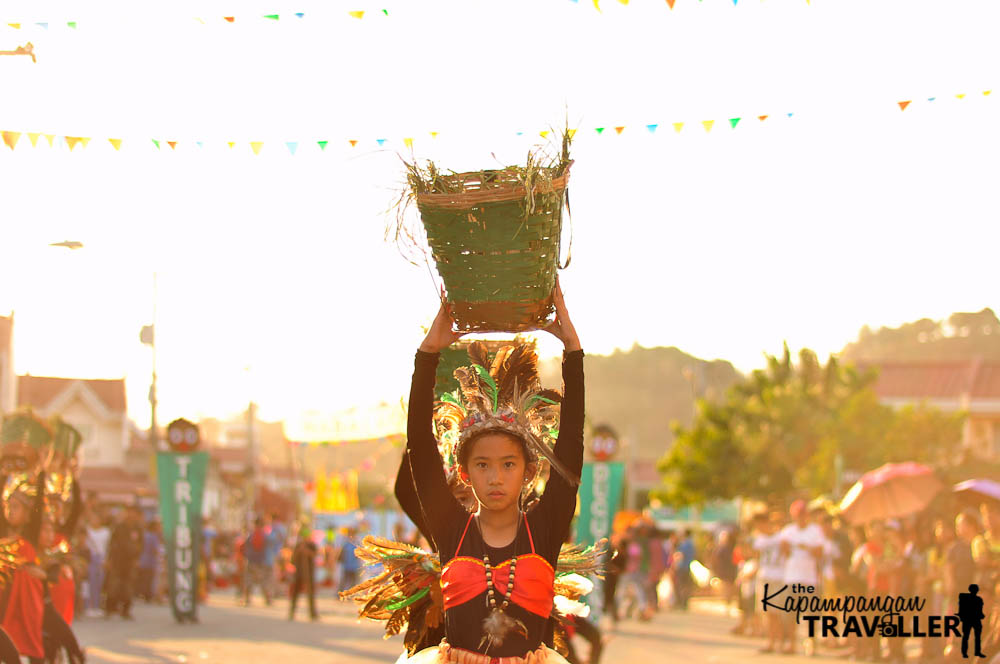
[401,348,585,657]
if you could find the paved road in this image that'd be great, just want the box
[71,593,842,663]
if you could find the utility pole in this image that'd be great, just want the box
[246,400,257,520]
[150,273,159,450]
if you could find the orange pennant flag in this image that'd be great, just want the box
[348,139,358,147]
[666,0,676,7]
[614,126,625,135]
[2,131,20,150]
[758,115,768,122]
[27,132,40,147]
[167,141,177,150]
[702,120,714,133]
[224,16,235,22]
[349,11,365,19]
[956,93,966,99]
[672,122,683,133]
[897,101,911,111]
[108,138,122,151]
[227,141,235,149]
[250,142,264,155]
[403,137,414,149]
[43,134,54,146]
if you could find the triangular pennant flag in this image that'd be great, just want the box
[758,115,768,122]
[286,141,298,155]
[646,124,658,133]
[429,131,439,139]
[618,0,629,4]
[540,130,550,139]
[27,132,40,147]
[733,0,738,4]
[35,22,48,29]
[152,139,161,150]
[167,141,177,150]
[595,127,605,134]
[108,138,122,151]
[984,90,992,96]
[666,0,676,8]
[194,17,205,24]
[729,118,741,129]
[897,100,911,111]
[673,122,683,133]
[593,0,601,11]
[516,131,524,136]
[65,136,86,151]
[927,97,936,102]
[43,134,54,146]
[250,142,264,155]
[702,120,714,133]
[67,22,77,29]
[614,126,625,135]
[224,17,235,23]
[376,138,386,146]
[317,140,328,150]
[264,14,279,21]
[567,128,577,139]
[349,11,365,19]
[8,23,20,29]
[348,140,358,147]
[2,132,20,150]
[227,141,235,149]
[403,137,414,149]
[295,13,305,18]
[956,93,966,99]
[382,9,389,15]
[787,112,794,117]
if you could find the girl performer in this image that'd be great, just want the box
[403,280,584,663]
[0,474,47,663]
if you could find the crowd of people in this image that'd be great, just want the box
[709,499,1000,662]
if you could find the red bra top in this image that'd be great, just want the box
[440,514,555,619]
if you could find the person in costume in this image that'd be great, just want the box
[404,280,583,663]
[0,474,48,663]
[37,510,86,663]
[288,525,319,621]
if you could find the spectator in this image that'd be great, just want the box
[242,516,273,606]
[136,520,163,602]
[84,512,110,617]
[777,500,824,656]
[105,506,143,619]
[753,511,786,654]
[673,530,696,611]
[338,527,361,593]
[289,525,319,621]
[710,529,738,609]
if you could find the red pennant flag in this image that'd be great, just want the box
[614,126,625,135]
[348,140,358,147]
[167,141,177,150]
[2,131,20,150]
[224,16,235,23]
[897,101,911,111]
[666,0,676,7]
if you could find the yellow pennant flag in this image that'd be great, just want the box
[108,138,122,151]
[27,132,40,147]
[7,23,20,29]
[403,137,414,149]
[2,131,21,150]
[673,122,684,133]
[593,0,601,11]
[328,473,345,512]
[313,468,328,513]
[65,136,89,151]
[984,90,992,96]
[43,134,54,147]
[227,141,235,149]
[250,141,263,155]
[567,128,577,139]
[540,130,550,139]
[349,10,365,19]
[345,469,360,511]
[956,93,966,99]
[430,131,439,139]
[702,120,715,133]
[618,0,629,4]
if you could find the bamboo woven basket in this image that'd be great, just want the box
[413,162,571,333]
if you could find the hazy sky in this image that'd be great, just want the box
[1,0,997,434]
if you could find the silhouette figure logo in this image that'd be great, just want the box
[956,584,987,659]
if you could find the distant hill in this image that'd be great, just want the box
[841,308,1000,363]
[538,344,742,462]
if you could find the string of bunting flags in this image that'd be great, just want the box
[2,12,388,30]
[1,90,992,156]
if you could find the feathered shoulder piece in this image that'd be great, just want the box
[433,340,577,488]
[339,536,443,655]
[0,536,32,591]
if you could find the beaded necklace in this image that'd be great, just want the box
[476,513,528,651]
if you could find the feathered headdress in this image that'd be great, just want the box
[433,340,578,491]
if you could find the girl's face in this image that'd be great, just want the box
[460,432,534,513]
[4,496,29,528]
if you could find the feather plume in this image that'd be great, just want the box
[467,341,490,371]
[454,367,491,414]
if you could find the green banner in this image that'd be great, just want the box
[157,452,209,623]
[575,461,625,546]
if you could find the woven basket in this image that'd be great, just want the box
[415,164,570,333]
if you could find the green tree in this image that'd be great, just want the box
[656,345,964,507]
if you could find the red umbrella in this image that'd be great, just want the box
[839,462,943,525]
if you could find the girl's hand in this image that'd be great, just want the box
[419,296,465,353]
[541,278,581,351]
